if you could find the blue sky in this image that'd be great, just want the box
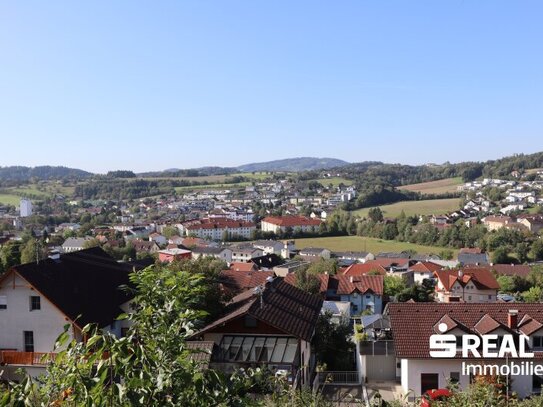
[1,1,542,173]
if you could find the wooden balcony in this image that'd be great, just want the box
[0,351,56,366]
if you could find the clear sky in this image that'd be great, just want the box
[1,1,542,173]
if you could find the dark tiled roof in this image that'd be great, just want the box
[488,264,532,278]
[458,252,489,265]
[196,278,323,342]
[251,254,283,269]
[186,341,214,369]
[9,247,132,328]
[388,303,543,359]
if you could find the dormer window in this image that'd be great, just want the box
[0,295,6,310]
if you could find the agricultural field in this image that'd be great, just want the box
[174,182,252,193]
[294,235,457,256]
[0,194,22,206]
[352,198,461,218]
[398,177,463,195]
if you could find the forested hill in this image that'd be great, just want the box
[0,166,92,181]
[306,151,543,186]
[238,157,349,172]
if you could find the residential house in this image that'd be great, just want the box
[148,232,168,247]
[409,261,443,285]
[260,216,322,235]
[0,248,133,379]
[433,268,499,303]
[333,251,375,264]
[132,239,160,255]
[230,244,264,263]
[518,215,543,234]
[191,278,323,387]
[61,237,92,253]
[321,300,351,324]
[387,303,543,399]
[298,247,331,262]
[273,260,310,277]
[483,215,514,231]
[191,246,233,263]
[158,248,192,263]
[252,240,285,256]
[218,269,275,296]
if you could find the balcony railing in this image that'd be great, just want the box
[0,351,56,366]
[359,340,395,356]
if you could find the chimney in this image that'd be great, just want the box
[508,310,518,329]
[350,276,353,283]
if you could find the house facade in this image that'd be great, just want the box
[434,268,499,303]
[261,216,322,235]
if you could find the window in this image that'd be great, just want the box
[421,373,439,394]
[30,296,41,311]
[450,372,460,384]
[533,336,543,349]
[0,295,6,310]
[24,331,34,352]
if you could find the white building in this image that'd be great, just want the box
[0,248,132,380]
[19,199,32,217]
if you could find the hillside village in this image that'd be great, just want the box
[1,161,543,405]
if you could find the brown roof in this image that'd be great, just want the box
[219,269,274,294]
[473,313,502,335]
[228,262,259,272]
[343,262,387,276]
[261,215,322,227]
[283,272,330,294]
[409,261,443,273]
[434,268,500,291]
[195,278,323,342]
[335,275,384,296]
[488,264,532,278]
[519,314,543,336]
[388,303,543,359]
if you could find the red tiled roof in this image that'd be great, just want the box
[343,262,387,276]
[409,261,443,273]
[434,268,500,291]
[261,215,322,227]
[228,262,258,272]
[519,314,543,336]
[335,275,383,296]
[388,303,543,359]
[473,314,502,335]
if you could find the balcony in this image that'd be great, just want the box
[0,351,56,366]
[359,340,395,356]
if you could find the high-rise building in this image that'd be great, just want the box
[20,198,33,217]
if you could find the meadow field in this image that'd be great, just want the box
[398,177,463,194]
[294,235,456,256]
[352,198,461,218]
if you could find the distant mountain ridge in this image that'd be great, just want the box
[237,157,349,172]
[0,166,92,181]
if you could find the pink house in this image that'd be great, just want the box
[158,248,192,263]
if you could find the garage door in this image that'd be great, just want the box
[365,356,396,381]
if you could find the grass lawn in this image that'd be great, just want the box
[353,198,461,218]
[294,236,457,256]
[0,194,23,206]
[398,177,463,195]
